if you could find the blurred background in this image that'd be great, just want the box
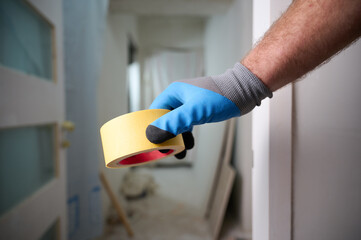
[1,0,361,240]
[0,0,253,239]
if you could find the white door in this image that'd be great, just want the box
[0,0,67,239]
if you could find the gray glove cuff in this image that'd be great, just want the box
[212,62,273,115]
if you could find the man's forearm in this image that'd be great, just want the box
[242,0,361,92]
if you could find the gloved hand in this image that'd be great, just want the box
[146,63,272,159]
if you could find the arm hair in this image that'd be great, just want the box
[242,0,361,91]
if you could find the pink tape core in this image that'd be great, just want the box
[119,149,174,165]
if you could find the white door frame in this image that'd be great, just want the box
[0,0,66,239]
[252,0,293,240]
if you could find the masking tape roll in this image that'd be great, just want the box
[100,109,185,168]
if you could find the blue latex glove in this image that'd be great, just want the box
[146,63,272,158]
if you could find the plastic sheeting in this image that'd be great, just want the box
[142,50,204,109]
[142,49,203,164]
[63,0,108,239]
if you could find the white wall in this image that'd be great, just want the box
[252,1,293,240]
[251,1,271,239]
[138,16,205,50]
[98,13,138,219]
[292,38,361,240]
[204,0,253,232]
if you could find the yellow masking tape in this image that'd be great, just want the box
[100,109,185,168]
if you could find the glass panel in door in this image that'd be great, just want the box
[0,124,56,216]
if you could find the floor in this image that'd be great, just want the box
[219,215,252,240]
[98,194,212,240]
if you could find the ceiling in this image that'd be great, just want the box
[109,0,233,16]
